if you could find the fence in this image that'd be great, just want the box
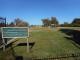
[19,53,80,60]
[32,54,80,60]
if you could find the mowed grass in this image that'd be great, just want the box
[13,28,80,58]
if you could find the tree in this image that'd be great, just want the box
[71,18,80,27]
[51,17,58,24]
[63,22,70,27]
[42,17,59,27]
[14,18,29,27]
[50,17,59,27]
[42,18,50,27]
[8,22,15,27]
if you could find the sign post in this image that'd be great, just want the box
[1,27,29,52]
[2,38,6,51]
[27,38,29,53]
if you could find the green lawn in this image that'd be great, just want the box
[0,27,80,60]
[13,30,80,58]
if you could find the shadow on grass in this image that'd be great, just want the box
[59,29,80,49]
[5,42,17,60]
[17,42,35,50]
[6,41,35,60]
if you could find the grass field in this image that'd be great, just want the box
[12,28,80,58]
[0,27,80,60]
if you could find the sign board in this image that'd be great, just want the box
[1,27,29,52]
[1,27,29,38]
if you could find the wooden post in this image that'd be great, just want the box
[27,38,29,53]
[2,38,5,51]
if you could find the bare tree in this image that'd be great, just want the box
[14,18,29,27]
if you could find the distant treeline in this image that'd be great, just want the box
[0,17,80,27]
[42,17,80,27]
[8,18,29,27]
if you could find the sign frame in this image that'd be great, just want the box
[1,27,30,52]
[1,27,29,38]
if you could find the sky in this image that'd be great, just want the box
[0,0,80,25]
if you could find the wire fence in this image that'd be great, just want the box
[22,53,80,60]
